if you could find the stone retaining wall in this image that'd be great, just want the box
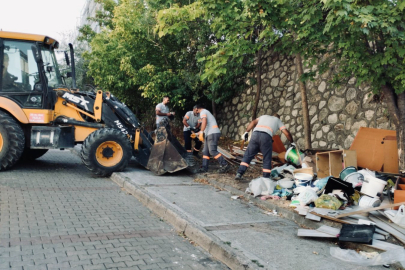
[216,51,395,149]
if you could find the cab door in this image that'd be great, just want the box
[0,39,45,109]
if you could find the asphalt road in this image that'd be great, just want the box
[0,150,226,270]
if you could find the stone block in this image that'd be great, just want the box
[365,110,374,120]
[271,78,279,87]
[328,114,338,124]
[318,81,326,92]
[318,108,329,122]
[328,96,345,112]
[318,100,326,109]
[334,124,344,131]
[346,88,357,100]
[345,101,358,115]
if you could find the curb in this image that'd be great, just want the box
[110,173,257,270]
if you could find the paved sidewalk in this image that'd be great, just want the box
[0,150,226,270]
[114,164,388,270]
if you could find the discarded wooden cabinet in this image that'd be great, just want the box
[316,150,357,178]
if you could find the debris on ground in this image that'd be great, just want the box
[191,127,405,263]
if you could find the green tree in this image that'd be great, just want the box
[79,0,250,125]
[305,0,405,170]
[156,1,314,146]
[158,0,405,170]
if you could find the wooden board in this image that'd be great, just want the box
[373,234,387,240]
[371,211,405,235]
[367,239,403,251]
[383,136,399,173]
[316,152,330,178]
[218,146,236,159]
[316,225,340,237]
[368,216,405,245]
[272,135,286,153]
[329,151,344,178]
[297,229,337,238]
[334,202,405,218]
[350,127,396,171]
[305,212,321,221]
[309,212,352,224]
[375,228,390,236]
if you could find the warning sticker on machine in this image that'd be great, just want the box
[29,113,45,123]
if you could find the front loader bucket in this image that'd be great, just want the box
[146,127,189,175]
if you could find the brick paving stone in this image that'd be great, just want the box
[0,150,226,269]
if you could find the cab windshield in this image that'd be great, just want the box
[40,45,64,88]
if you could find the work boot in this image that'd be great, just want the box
[186,153,196,166]
[218,163,231,173]
[195,167,208,174]
[193,150,201,159]
[235,173,243,181]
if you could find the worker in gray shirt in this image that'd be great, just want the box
[183,105,202,157]
[156,96,175,128]
[235,114,294,180]
[195,104,230,173]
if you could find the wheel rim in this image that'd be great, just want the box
[96,141,123,167]
[0,132,3,152]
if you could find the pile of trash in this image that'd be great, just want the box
[245,151,395,207]
[239,127,405,267]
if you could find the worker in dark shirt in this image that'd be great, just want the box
[183,105,202,158]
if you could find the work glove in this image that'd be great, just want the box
[185,126,191,131]
[242,132,249,141]
[198,132,204,142]
[290,142,297,148]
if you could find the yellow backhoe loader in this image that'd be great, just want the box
[0,31,189,176]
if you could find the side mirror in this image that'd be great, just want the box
[34,83,43,91]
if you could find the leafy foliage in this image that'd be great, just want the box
[79,0,251,121]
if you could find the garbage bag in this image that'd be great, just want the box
[384,205,405,228]
[330,247,405,266]
[296,187,318,206]
[246,177,276,197]
[314,194,342,210]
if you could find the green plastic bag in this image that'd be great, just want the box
[315,194,342,210]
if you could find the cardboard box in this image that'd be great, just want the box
[394,177,405,210]
[349,127,397,172]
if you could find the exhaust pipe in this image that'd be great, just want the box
[68,43,77,90]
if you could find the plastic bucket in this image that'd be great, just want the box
[343,172,364,187]
[360,175,387,198]
[285,147,305,166]
[294,173,313,187]
[359,195,381,207]
[340,166,357,180]
[277,178,294,189]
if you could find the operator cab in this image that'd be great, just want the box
[0,31,63,109]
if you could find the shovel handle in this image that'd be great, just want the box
[295,145,303,166]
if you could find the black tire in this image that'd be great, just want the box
[80,128,132,177]
[0,111,25,170]
[20,148,49,160]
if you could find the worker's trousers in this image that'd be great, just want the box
[202,133,227,171]
[183,130,202,155]
[237,131,273,178]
